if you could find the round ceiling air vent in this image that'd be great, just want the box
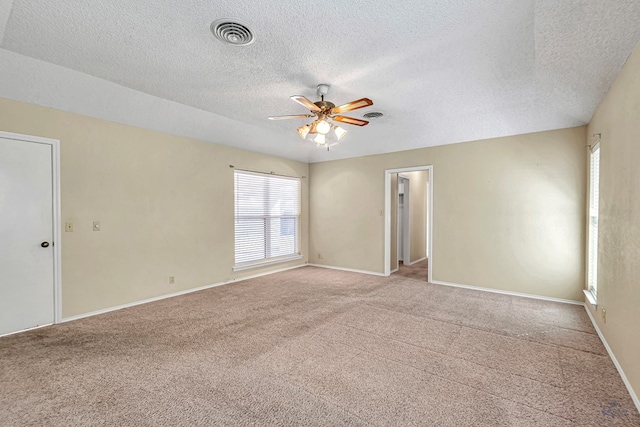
[363,111,384,119]
[210,19,254,46]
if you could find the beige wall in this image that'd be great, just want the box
[310,126,586,301]
[587,43,640,398]
[0,97,309,318]
[406,170,429,263]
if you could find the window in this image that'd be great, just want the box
[234,170,301,270]
[586,142,600,301]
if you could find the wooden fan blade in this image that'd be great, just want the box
[332,115,369,127]
[290,95,321,112]
[268,114,313,120]
[330,98,373,114]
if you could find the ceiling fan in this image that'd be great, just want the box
[268,84,373,148]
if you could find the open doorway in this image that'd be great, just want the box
[384,166,432,282]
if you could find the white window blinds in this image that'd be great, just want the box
[587,145,600,297]
[234,170,300,267]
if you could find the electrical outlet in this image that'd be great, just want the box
[318,253,324,260]
[602,308,606,323]
[169,276,175,284]
[65,222,73,232]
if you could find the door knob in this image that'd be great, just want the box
[41,242,50,248]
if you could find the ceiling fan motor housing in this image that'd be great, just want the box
[313,101,335,112]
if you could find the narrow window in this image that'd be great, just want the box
[234,170,301,270]
[587,143,600,300]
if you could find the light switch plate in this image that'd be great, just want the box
[93,221,100,231]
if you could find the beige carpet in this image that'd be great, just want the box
[394,258,428,281]
[1,266,638,426]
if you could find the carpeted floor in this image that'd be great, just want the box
[1,266,638,426]
[394,258,428,281]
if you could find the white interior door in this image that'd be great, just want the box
[0,136,55,336]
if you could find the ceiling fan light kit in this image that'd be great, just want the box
[269,84,373,150]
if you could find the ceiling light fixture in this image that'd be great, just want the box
[303,121,347,150]
[269,84,372,150]
[268,84,373,151]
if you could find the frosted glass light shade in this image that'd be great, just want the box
[334,126,347,140]
[315,120,331,135]
[297,124,311,139]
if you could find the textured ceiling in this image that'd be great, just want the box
[0,0,639,163]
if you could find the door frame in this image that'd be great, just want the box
[0,130,62,324]
[425,182,430,262]
[384,165,433,281]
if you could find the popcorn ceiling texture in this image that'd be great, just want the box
[0,0,639,163]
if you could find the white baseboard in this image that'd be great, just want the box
[307,264,386,277]
[406,256,428,266]
[0,323,53,338]
[584,305,640,412]
[430,280,584,306]
[61,264,306,323]
[390,268,399,274]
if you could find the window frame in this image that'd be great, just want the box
[232,170,302,271]
[585,141,600,306]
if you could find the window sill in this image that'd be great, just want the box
[233,254,303,272]
[583,289,598,309]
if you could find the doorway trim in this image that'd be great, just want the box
[0,130,62,324]
[384,165,433,281]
